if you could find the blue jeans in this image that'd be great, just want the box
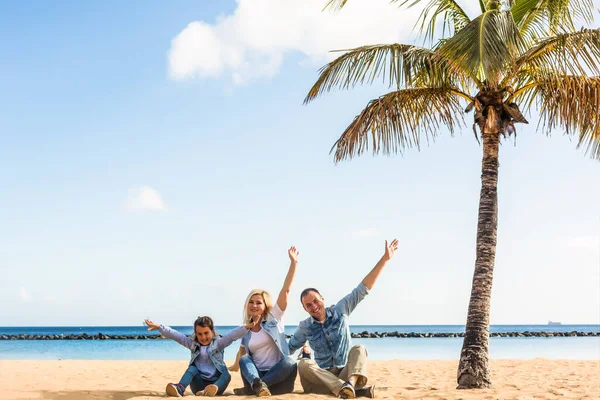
[239,355,297,395]
[180,365,231,395]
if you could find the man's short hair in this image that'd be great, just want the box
[300,288,321,303]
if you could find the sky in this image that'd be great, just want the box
[0,0,598,327]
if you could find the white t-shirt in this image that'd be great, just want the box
[247,303,285,371]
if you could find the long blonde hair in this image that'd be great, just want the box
[243,289,273,324]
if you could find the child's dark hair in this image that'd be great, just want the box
[194,316,216,336]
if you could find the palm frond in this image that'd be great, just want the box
[512,0,594,43]
[506,29,600,87]
[478,0,487,13]
[304,44,477,104]
[397,0,472,42]
[330,87,466,162]
[324,0,348,11]
[515,74,600,159]
[511,0,544,27]
[437,10,522,86]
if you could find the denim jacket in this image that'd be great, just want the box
[288,282,369,369]
[159,325,248,376]
[241,309,290,359]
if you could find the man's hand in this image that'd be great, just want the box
[144,319,160,331]
[361,238,399,290]
[383,239,399,261]
[298,343,312,360]
[288,246,300,264]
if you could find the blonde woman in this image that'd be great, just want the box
[229,246,300,396]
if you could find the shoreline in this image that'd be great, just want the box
[2,359,598,399]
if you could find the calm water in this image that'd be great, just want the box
[1,325,598,360]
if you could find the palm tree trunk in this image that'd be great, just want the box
[457,117,500,389]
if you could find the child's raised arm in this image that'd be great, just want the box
[216,318,258,351]
[145,318,195,350]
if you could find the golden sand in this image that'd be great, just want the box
[1,359,598,399]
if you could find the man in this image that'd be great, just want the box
[288,239,399,399]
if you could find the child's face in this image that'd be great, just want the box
[195,325,214,346]
[247,294,266,321]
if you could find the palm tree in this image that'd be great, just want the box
[308,0,599,388]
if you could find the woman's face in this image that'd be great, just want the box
[247,294,266,321]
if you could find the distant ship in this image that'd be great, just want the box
[548,320,562,325]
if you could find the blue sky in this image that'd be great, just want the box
[0,0,598,327]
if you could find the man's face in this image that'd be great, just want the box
[301,290,326,322]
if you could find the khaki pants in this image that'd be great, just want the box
[298,344,368,396]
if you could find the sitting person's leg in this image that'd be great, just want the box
[338,344,374,398]
[261,356,298,395]
[167,365,200,396]
[261,356,297,388]
[188,373,209,396]
[204,371,231,396]
[297,358,345,396]
[268,369,297,395]
[239,354,270,396]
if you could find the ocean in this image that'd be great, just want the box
[1,325,598,360]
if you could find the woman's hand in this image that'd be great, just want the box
[228,363,240,372]
[288,246,300,264]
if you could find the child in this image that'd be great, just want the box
[145,316,256,397]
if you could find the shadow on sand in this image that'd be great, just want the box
[39,390,163,399]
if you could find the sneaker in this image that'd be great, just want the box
[233,387,254,395]
[166,383,185,397]
[251,378,271,397]
[338,381,356,399]
[355,385,375,398]
[201,384,219,397]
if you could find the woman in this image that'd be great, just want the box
[229,246,299,396]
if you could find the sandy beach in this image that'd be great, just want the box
[1,359,598,400]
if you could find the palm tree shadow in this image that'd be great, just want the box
[39,390,163,399]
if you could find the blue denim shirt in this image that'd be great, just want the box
[159,325,248,376]
[241,308,290,359]
[288,283,369,369]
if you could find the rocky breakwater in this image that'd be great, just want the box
[0,333,165,340]
[0,331,598,340]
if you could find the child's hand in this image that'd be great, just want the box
[244,317,259,330]
[144,319,160,331]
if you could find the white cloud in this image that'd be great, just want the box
[122,186,167,211]
[19,287,32,303]
[349,227,379,238]
[168,0,426,84]
[564,236,600,250]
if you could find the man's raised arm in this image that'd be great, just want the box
[336,239,399,316]
[361,239,398,290]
